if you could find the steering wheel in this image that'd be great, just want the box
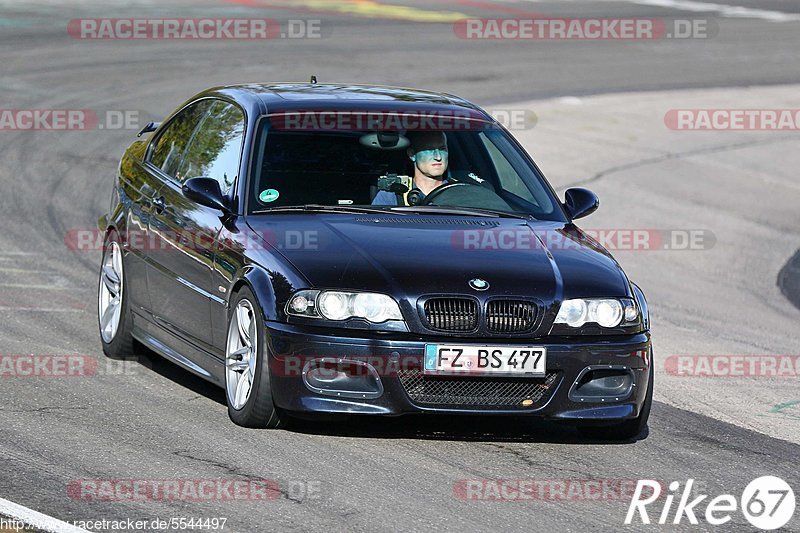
[418,183,472,206]
[418,182,513,212]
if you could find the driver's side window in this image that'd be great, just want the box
[177,100,245,194]
[149,100,214,179]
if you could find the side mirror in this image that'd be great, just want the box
[182,177,230,213]
[564,187,599,220]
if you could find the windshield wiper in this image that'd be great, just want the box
[252,204,397,215]
[390,205,530,220]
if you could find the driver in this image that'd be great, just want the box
[372,131,449,206]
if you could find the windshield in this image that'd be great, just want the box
[248,116,566,221]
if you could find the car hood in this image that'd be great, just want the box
[245,214,632,302]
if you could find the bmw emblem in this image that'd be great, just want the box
[469,278,489,291]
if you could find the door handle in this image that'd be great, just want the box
[152,196,166,214]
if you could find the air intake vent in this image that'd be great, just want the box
[486,300,537,333]
[397,370,560,408]
[354,217,499,227]
[423,298,478,332]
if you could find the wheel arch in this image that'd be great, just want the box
[228,265,281,323]
[98,193,128,246]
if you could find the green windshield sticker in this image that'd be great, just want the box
[259,189,280,203]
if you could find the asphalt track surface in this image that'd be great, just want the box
[0,0,799,532]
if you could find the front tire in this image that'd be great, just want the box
[225,286,285,428]
[98,231,135,358]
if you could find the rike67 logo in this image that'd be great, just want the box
[626,476,795,530]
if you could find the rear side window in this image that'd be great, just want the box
[177,100,245,194]
[149,100,214,179]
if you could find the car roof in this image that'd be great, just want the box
[199,83,494,121]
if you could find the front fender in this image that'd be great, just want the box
[230,266,282,322]
[98,185,126,237]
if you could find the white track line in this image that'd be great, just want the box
[510,0,800,22]
[0,268,59,274]
[0,307,85,312]
[0,497,90,533]
[0,284,72,289]
[622,0,800,22]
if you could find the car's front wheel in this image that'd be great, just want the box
[225,286,285,428]
[98,231,136,358]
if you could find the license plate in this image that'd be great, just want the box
[424,344,546,375]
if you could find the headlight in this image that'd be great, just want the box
[286,290,403,323]
[318,292,350,321]
[557,299,587,327]
[590,300,623,328]
[554,298,637,329]
[352,292,398,323]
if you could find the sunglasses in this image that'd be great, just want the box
[414,148,448,162]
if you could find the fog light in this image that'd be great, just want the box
[303,358,383,399]
[569,367,634,402]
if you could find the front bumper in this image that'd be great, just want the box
[265,322,652,421]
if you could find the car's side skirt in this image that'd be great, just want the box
[131,311,225,387]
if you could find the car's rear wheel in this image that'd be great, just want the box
[225,286,285,428]
[577,362,653,441]
[98,231,136,358]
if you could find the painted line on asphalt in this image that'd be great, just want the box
[0,497,90,533]
[512,0,800,22]
[0,307,85,312]
[602,0,800,22]
[229,0,468,22]
[0,268,59,274]
[0,284,72,289]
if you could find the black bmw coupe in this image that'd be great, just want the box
[97,83,652,439]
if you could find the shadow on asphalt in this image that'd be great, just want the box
[778,248,800,311]
[117,343,228,405]
[287,414,648,445]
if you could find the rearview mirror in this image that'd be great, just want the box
[182,177,230,213]
[564,188,599,220]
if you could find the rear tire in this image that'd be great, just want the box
[577,362,653,441]
[98,230,136,358]
[225,286,285,429]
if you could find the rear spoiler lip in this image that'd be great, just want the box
[137,121,161,137]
